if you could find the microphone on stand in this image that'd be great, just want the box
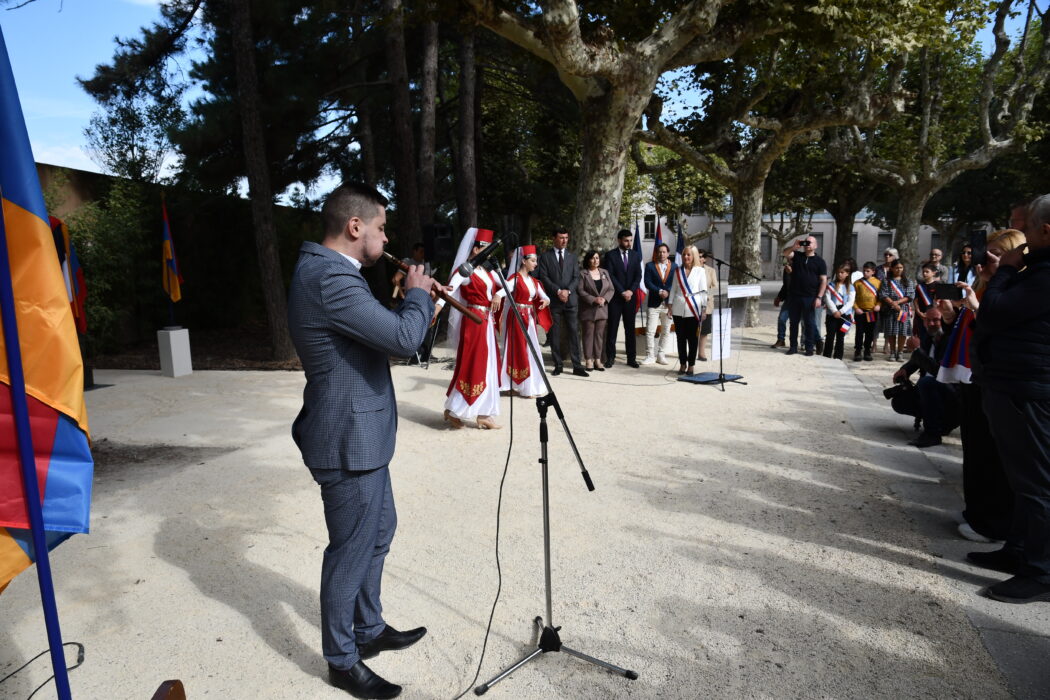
[458,232,517,277]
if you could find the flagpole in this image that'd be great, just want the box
[0,191,72,699]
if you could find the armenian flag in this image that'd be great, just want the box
[0,27,93,594]
[162,199,182,303]
[50,216,87,334]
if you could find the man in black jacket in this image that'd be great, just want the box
[603,229,643,367]
[888,306,959,447]
[970,193,1050,604]
[536,227,588,377]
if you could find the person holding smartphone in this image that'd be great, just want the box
[782,236,827,356]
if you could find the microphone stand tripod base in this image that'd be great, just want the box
[679,371,745,385]
[474,617,638,695]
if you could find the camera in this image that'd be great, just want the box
[798,239,810,247]
[883,377,914,400]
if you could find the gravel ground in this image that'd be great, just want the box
[1,296,1044,699]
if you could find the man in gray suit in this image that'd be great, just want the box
[536,227,588,377]
[288,183,436,699]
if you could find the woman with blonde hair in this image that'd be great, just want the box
[669,245,708,375]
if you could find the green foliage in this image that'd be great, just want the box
[84,84,186,182]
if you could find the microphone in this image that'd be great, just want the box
[458,232,516,277]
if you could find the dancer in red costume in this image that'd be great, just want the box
[439,228,505,429]
[499,245,551,398]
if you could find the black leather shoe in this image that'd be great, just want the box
[358,625,428,660]
[985,575,1050,604]
[785,347,798,355]
[627,360,640,368]
[329,661,402,699]
[908,433,941,448]
[572,367,589,377]
[551,366,563,376]
[967,548,1019,575]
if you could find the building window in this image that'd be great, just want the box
[877,232,893,254]
[929,234,941,256]
[811,233,824,255]
[760,234,772,262]
[643,215,656,239]
[851,232,858,260]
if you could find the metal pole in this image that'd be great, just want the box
[0,193,72,699]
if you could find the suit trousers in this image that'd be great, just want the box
[581,318,607,362]
[605,296,637,363]
[959,383,1012,540]
[673,315,699,366]
[548,303,582,369]
[310,465,397,669]
[983,388,1050,580]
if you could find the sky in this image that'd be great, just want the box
[1,0,168,173]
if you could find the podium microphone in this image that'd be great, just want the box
[458,232,516,277]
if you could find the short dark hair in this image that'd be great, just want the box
[862,261,877,271]
[616,229,632,240]
[655,243,669,252]
[552,227,569,236]
[322,182,388,239]
[920,261,941,275]
[696,248,708,257]
[581,249,601,269]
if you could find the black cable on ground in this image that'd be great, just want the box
[451,392,515,700]
[0,641,85,700]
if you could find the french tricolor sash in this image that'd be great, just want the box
[827,283,845,307]
[936,307,974,384]
[859,278,878,296]
[916,283,932,307]
[889,279,908,322]
[676,266,703,322]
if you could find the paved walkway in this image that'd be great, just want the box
[0,287,1047,698]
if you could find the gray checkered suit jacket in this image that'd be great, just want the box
[288,242,434,471]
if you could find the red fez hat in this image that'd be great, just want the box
[521,244,537,256]
[474,228,494,246]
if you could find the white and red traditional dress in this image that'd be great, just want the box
[444,266,504,419]
[499,272,550,397]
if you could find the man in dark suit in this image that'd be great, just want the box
[603,228,643,367]
[536,227,588,376]
[288,183,435,699]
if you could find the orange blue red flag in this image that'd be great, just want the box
[162,200,182,303]
[0,27,93,593]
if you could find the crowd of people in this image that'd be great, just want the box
[774,197,1050,607]
[431,226,718,430]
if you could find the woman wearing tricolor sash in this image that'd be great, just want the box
[498,245,550,398]
[821,263,855,360]
[669,245,707,375]
[878,259,914,361]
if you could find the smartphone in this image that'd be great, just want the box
[932,282,964,301]
[970,228,988,267]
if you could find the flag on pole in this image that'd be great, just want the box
[162,199,182,303]
[633,219,646,311]
[675,221,685,267]
[0,26,93,594]
[653,216,663,261]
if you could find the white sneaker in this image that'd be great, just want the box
[641,356,656,365]
[656,355,669,365]
[958,522,1002,544]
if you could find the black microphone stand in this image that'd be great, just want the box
[473,258,637,696]
[686,255,760,392]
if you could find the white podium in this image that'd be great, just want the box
[158,327,192,377]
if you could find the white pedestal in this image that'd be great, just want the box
[158,327,193,378]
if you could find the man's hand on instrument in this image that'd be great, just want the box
[405,265,438,296]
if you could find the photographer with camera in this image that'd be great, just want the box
[782,236,827,356]
[886,306,960,448]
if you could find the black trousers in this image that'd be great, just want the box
[547,303,582,369]
[983,388,1050,580]
[854,314,877,354]
[959,383,1012,540]
[605,295,637,364]
[823,316,847,359]
[673,315,699,366]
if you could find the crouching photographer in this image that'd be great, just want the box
[886,306,960,448]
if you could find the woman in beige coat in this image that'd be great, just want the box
[577,250,615,370]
